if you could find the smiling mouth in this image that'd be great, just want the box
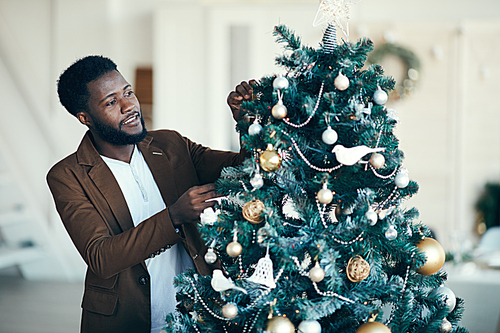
[122,112,140,126]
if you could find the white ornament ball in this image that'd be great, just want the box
[309,262,325,282]
[322,126,338,145]
[334,72,350,91]
[430,286,457,313]
[222,303,238,319]
[365,209,378,226]
[317,187,333,205]
[250,173,264,189]
[395,173,410,188]
[298,319,322,333]
[369,153,385,169]
[273,76,290,90]
[272,101,288,119]
[248,123,262,135]
[439,318,453,333]
[226,241,242,257]
[373,87,388,105]
[204,248,217,264]
[385,225,398,240]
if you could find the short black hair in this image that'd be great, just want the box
[57,55,118,117]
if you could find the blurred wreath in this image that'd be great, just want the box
[368,43,421,100]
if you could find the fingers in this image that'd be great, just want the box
[235,81,253,100]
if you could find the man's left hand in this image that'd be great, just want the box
[227,80,255,122]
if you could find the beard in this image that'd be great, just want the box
[90,112,148,145]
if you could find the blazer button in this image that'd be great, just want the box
[138,275,149,285]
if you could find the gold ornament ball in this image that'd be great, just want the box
[260,149,282,172]
[356,321,391,333]
[416,238,445,275]
[346,255,371,283]
[242,199,265,224]
[309,262,326,282]
[370,153,385,169]
[317,188,333,204]
[222,303,238,319]
[226,241,242,257]
[266,316,295,333]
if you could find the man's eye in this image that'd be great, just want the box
[106,100,116,107]
[125,90,134,97]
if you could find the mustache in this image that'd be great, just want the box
[119,111,141,127]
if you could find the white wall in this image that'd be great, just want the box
[0,0,499,279]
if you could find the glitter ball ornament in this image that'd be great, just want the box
[439,318,453,332]
[204,248,217,264]
[222,303,238,319]
[257,224,272,243]
[242,199,265,224]
[250,173,264,189]
[272,100,288,119]
[430,286,457,313]
[416,238,446,275]
[309,262,325,282]
[395,172,410,188]
[355,319,391,333]
[260,145,282,172]
[346,255,370,282]
[385,225,398,240]
[298,320,322,333]
[322,126,338,145]
[248,122,263,135]
[365,208,378,226]
[373,86,388,105]
[317,183,333,204]
[273,76,289,90]
[266,316,295,333]
[334,72,350,91]
[369,153,385,169]
[226,241,242,257]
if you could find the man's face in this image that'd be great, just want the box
[85,70,147,145]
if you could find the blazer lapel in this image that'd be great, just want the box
[138,135,179,207]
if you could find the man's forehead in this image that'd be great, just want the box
[88,70,129,94]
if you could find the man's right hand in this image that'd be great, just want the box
[168,183,218,228]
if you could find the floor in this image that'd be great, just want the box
[0,275,83,333]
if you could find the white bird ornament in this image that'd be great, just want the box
[332,145,385,166]
[211,269,247,294]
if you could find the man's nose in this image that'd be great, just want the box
[121,99,135,113]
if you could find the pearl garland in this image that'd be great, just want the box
[283,83,325,128]
[385,253,414,325]
[370,165,398,179]
[285,133,343,172]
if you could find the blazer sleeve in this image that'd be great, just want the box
[47,160,183,280]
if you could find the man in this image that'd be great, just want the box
[47,55,252,332]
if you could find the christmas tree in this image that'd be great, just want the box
[165,4,467,333]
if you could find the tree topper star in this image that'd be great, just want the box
[313,0,361,38]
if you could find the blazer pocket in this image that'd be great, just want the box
[82,288,118,316]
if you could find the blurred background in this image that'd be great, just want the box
[0,0,499,332]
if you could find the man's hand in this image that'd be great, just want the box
[168,184,218,228]
[227,80,255,122]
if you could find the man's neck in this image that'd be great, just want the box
[91,132,135,163]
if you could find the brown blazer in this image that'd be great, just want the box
[47,130,246,332]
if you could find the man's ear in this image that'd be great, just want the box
[76,111,92,126]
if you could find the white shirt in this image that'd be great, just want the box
[101,147,194,333]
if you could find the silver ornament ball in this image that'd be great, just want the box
[370,153,385,169]
[250,173,264,189]
[373,88,388,105]
[322,126,338,145]
[248,123,263,135]
[309,262,325,282]
[273,76,290,90]
[222,303,238,319]
[204,248,217,264]
[395,173,410,188]
[298,319,322,333]
[430,286,457,313]
[385,225,398,240]
[317,188,333,205]
[439,318,452,332]
[334,73,350,91]
[272,101,288,119]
